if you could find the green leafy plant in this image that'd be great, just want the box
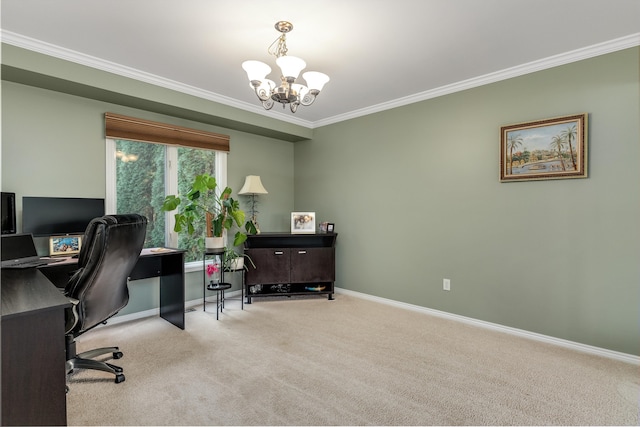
[161,173,256,246]
[222,247,256,272]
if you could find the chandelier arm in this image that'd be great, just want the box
[251,82,272,102]
[290,102,299,113]
[299,90,320,106]
[261,99,275,110]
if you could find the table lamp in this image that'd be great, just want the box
[238,175,268,233]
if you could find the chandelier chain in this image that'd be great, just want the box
[268,34,288,58]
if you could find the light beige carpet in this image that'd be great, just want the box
[66,294,639,426]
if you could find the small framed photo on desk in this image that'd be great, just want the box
[50,235,82,256]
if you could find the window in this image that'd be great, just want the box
[106,138,227,263]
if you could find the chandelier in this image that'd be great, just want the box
[242,21,330,113]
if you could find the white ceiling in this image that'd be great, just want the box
[2,0,639,128]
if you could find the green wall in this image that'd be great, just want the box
[2,43,638,356]
[294,47,640,355]
[1,81,295,315]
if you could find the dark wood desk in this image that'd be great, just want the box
[1,268,70,426]
[41,248,186,330]
[131,248,186,329]
[1,248,186,426]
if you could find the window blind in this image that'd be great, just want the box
[105,113,230,152]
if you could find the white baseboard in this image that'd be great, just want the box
[103,288,638,365]
[103,290,243,326]
[335,287,639,365]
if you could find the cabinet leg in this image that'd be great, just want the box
[328,293,334,300]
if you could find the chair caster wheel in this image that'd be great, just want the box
[115,373,125,383]
[113,351,123,359]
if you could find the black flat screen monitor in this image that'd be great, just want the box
[22,197,105,236]
[1,192,17,234]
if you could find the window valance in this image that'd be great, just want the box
[105,113,230,152]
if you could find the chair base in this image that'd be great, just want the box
[66,335,126,384]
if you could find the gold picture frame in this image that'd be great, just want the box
[500,113,588,182]
[49,235,82,256]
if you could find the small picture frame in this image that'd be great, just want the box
[49,235,82,256]
[291,212,316,234]
[327,223,335,233]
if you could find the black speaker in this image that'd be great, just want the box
[1,192,17,234]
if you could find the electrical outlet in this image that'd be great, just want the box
[443,278,451,291]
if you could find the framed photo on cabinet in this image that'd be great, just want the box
[318,222,335,233]
[500,113,588,182]
[291,212,316,233]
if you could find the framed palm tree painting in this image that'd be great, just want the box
[500,113,588,182]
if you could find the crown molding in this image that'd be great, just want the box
[314,33,640,127]
[3,31,638,129]
[0,30,314,129]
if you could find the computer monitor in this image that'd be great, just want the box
[22,196,105,236]
[1,192,17,234]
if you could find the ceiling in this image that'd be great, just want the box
[2,0,639,128]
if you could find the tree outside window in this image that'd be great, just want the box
[114,139,218,262]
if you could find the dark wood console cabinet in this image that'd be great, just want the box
[244,233,337,303]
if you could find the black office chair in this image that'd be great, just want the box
[64,214,147,384]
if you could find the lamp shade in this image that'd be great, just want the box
[238,175,268,195]
[276,56,306,79]
[302,71,330,91]
[242,60,272,81]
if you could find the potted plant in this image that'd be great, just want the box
[161,173,256,249]
[222,247,256,272]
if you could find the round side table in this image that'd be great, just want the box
[206,282,232,320]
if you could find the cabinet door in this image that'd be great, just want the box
[245,248,290,285]
[290,247,335,282]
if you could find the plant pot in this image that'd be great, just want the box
[205,236,224,250]
[227,257,244,271]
